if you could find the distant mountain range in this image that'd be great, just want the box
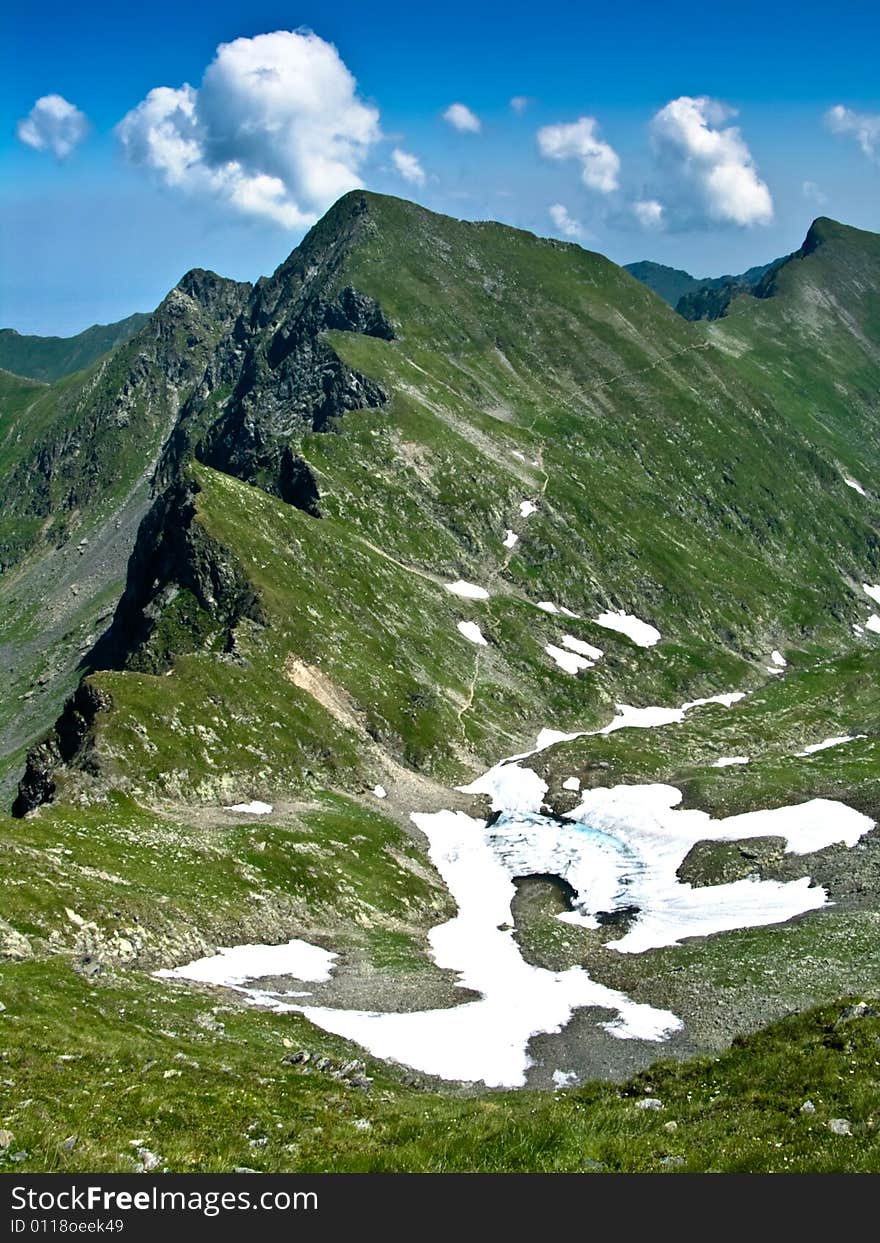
[0,312,149,383]
[624,256,785,320]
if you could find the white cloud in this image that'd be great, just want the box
[391,147,426,186]
[825,104,880,161]
[649,96,773,227]
[443,102,481,133]
[510,96,530,115]
[116,29,381,228]
[16,94,89,158]
[537,116,620,194]
[802,180,827,206]
[548,202,583,238]
[632,198,665,229]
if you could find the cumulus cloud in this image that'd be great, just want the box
[548,202,583,237]
[16,94,89,158]
[537,116,620,193]
[510,96,530,115]
[116,29,381,228]
[825,104,880,161]
[649,96,773,227]
[443,102,481,133]
[802,180,827,206]
[391,147,426,186]
[632,198,665,229]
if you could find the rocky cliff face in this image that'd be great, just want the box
[0,269,252,573]
[160,195,394,509]
[11,193,401,813]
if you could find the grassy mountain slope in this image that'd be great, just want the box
[15,194,880,813]
[0,313,150,383]
[707,217,880,484]
[2,196,880,1172]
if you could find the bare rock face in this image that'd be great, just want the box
[11,193,398,816]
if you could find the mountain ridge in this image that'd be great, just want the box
[0,312,151,383]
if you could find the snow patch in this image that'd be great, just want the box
[458,763,548,814]
[561,783,873,953]
[445,580,489,600]
[713,756,750,767]
[225,801,273,815]
[863,584,880,605]
[373,785,388,798]
[502,530,519,549]
[157,939,336,991]
[867,615,880,635]
[594,610,661,648]
[844,477,866,495]
[299,806,681,1086]
[795,735,866,757]
[562,776,581,791]
[519,500,538,518]
[562,634,604,661]
[457,621,488,646]
[545,644,595,675]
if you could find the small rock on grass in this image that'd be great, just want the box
[800,1100,816,1114]
[0,1130,13,1150]
[636,1098,663,1111]
[828,1118,852,1136]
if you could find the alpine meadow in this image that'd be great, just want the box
[2,179,880,1175]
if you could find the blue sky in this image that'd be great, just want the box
[2,0,878,334]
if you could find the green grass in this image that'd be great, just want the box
[1,958,877,1172]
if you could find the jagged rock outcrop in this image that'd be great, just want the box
[0,269,252,571]
[160,194,394,509]
[86,474,267,676]
[12,681,112,816]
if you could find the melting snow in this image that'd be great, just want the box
[771,650,787,667]
[445,580,490,600]
[163,675,872,1089]
[519,500,538,518]
[458,763,548,814]
[502,530,519,549]
[599,693,744,736]
[552,1069,578,1088]
[157,939,336,993]
[536,601,581,618]
[546,644,595,675]
[844,477,866,495]
[594,610,661,648]
[713,756,750,767]
[795,735,866,757]
[298,806,681,1086]
[560,783,872,953]
[457,621,488,646]
[863,584,880,605]
[866,615,880,635]
[225,801,273,815]
[562,634,603,661]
